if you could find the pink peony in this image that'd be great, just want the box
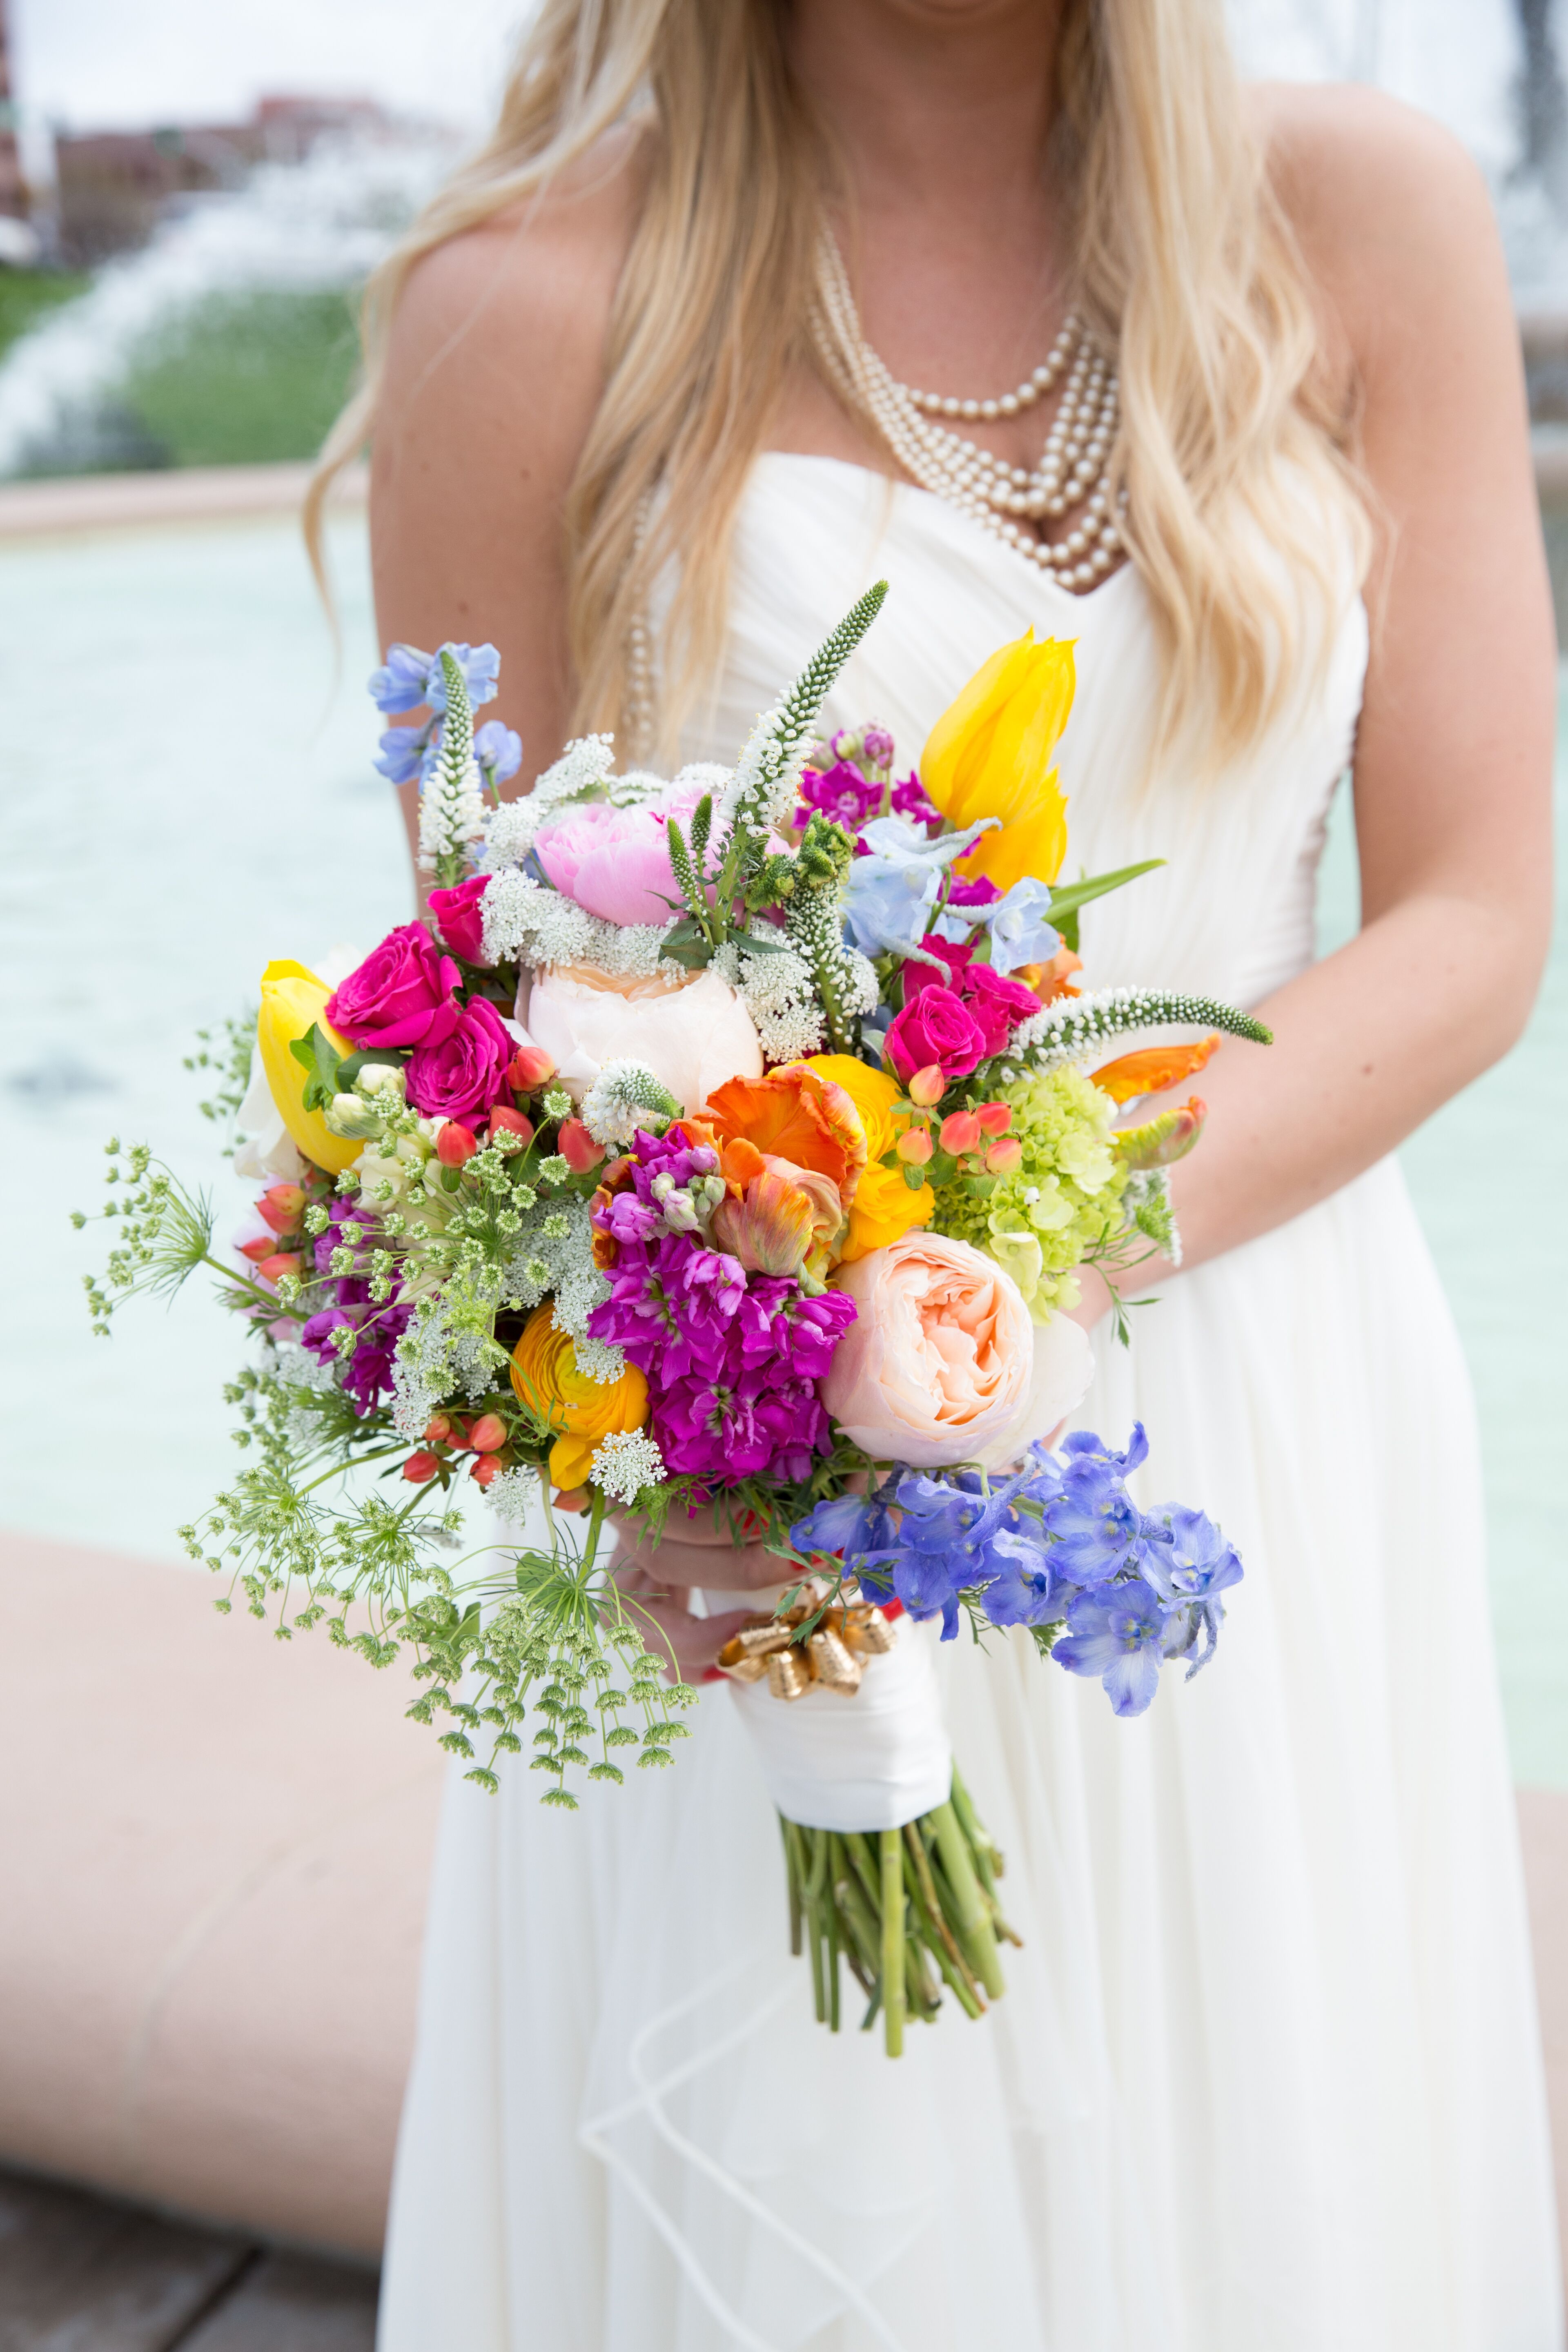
[534,779,719,928]
[325,922,461,1051]
[822,1232,1033,1468]
[405,995,516,1120]
[521,963,762,1115]
[427,875,491,965]
[884,984,988,1086]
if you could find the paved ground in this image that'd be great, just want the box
[0,2168,377,2351]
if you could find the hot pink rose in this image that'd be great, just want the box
[405,995,515,1120]
[822,1232,1033,1468]
[958,964,1042,1055]
[884,984,988,1086]
[325,922,461,1050]
[427,875,492,965]
[534,779,719,927]
[904,938,1038,1056]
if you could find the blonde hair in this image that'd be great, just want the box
[309,0,1369,773]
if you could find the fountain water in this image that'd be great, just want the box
[0,128,458,478]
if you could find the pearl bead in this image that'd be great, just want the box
[999,392,1020,416]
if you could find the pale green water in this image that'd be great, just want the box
[1,517,1564,1780]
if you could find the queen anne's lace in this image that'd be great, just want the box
[589,1429,667,1503]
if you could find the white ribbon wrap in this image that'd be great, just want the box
[700,1589,951,1832]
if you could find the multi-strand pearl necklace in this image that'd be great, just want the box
[811,233,1127,592]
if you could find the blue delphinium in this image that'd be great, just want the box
[788,1426,1242,1719]
[368,643,517,794]
[841,815,998,958]
[1053,1579,1172,1717]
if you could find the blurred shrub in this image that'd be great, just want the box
[119,286,361,467]
[0,272,92,361]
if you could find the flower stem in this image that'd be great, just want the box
[880,1827,906,2057]
[931,1799,1005,2000]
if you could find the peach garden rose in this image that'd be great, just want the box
[822,1231,1033,1469]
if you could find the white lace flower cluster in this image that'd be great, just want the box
[500,1196,622,1381]
[390,1298,458,1441]
[479,733,617,871]
[581,1060,681,1149]
[713,940,825,1061]
[588,1429,666,1504]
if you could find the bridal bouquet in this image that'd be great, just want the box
[80,585,1263,2054]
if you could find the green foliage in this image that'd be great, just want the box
[118,286,361,469]
[184,1007,255,1137]
[0,270,91,361]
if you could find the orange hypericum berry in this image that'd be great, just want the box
[470,1452,506,1487]
[906,1064,946,1108]
[507,1045,556,1092]
[402,1451,441,1483]
[256,1252,301,1284]
[238,1234,277,1263]
[896,1128,934,1165]
[559,1117,606,1173]
[487,1105,535,1147]
[467,1412,508,1454]
[257,1183,305,1234]
[985,1137,1025,1175]
[939,1110,982,1155]
[974,1100,1013,1136]
[423,1414,455,1445]
[436,1122,478,1167]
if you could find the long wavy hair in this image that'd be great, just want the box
[307,0,1370,772]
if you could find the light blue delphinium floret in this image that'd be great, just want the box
[841,814,998,958]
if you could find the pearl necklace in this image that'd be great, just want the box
[810,233,1127,592]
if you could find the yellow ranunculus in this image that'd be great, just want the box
[510,1303,649,1491]
[919,629,1074,893]
[256,960,361,1175]
[800,1055,935,1263]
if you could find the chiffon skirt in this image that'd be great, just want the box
[377,1158,1562,2352]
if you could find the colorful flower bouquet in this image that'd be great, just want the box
[80,584,1264,2055]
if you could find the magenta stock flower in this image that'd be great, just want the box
[587,1126,856,1486]
[325,922,461,1051]
[405,995,515,1120]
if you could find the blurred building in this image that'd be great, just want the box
[0,0,26,219]
[55,96,392,268]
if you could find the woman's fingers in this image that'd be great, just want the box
[612,1524,796,1592]
[614,1574,756,1683]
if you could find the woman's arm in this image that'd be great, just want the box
[369,138,643,873]
[1078,87,1555,1321]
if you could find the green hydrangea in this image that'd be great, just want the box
[931,1065,1127,1319]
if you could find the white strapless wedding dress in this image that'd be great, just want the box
[377,455,1561,2352]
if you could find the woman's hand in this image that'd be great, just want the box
[611,1511,798,1684]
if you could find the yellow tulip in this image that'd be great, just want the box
[510,1304,649,1491]
[256,960,361,1175]
[919,629,1074,892]
[799,1055,935,1263]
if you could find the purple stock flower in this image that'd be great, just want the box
[890,772,942,835]
[301,1199,410,1413]
[587,1126,856,1489]
[795,759,883,835]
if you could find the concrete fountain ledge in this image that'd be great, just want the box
[0,461,368,541]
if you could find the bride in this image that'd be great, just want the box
[317,1,1561,2344]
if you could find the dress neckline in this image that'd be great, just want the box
[751,448,1141,613]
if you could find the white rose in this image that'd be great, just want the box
[520,963,764,1116]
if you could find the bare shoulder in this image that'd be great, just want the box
[379,127,645,472]
[1248,82,1509,370]
[371,130,647,842]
